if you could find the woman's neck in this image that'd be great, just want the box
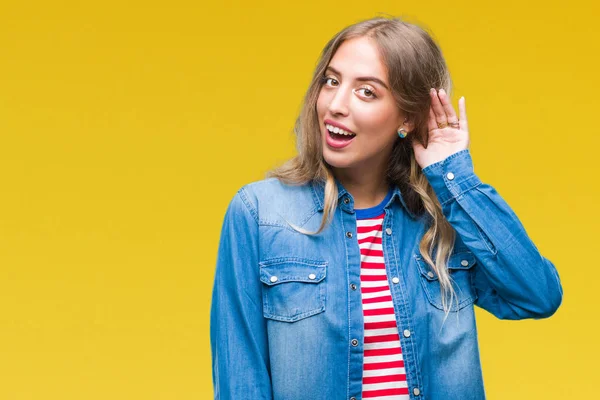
[333,167,390,209]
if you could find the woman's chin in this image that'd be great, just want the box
[323,152,355,170]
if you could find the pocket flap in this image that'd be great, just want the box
[448,251,476,270]
[415,251,476,281]
[259,258,327,286]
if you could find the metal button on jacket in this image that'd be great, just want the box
[343,197,350,204]
[350,283,357,290]
[385,227,392,235]
[403,329,411,338]
[413,387,421,396]
[270,276,278,283]
[351,339,359,346]
[427,271,435,278]
[391,277,400,284]
[446,172,455,180]
[461,260,469,266]
[346,231,353,238]
[308,273,316,280]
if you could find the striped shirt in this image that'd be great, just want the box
[356,190,410,400]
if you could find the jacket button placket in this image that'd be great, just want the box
[343,210,363,400]
[382,212,422,398]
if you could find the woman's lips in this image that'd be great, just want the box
[325,126,356,149]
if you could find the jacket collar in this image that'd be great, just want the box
[310,178,418,220]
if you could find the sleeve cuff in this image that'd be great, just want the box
[421,149,482,205]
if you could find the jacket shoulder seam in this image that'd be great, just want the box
[237,186,259,223]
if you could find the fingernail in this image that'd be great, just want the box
[430,88,436,94]
[439,89,445,95]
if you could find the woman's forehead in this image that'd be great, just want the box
[328,37,388,84]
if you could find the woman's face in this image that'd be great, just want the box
[317,36,409,173]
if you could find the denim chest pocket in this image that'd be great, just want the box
[259,257,327,322]
[414,251,478,311]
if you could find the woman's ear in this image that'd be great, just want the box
[398,115,416,134]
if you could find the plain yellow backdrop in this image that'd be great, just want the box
[0,0,597,398]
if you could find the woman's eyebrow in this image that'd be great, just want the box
[325,66,390,90]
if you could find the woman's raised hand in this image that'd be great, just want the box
[412,88,469,170]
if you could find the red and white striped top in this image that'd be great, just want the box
[357,212,410,399]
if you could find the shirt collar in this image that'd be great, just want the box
[310,178,418,220]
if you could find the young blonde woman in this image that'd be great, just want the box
[210,16,563,400]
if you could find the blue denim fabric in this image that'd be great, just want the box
[210,149,563,400]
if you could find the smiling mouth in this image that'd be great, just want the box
[328,130,355,140]
[325,123,356,138]
[324,123,356,149]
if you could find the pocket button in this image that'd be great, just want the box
[308,273,316,280]
[270,276,278,283]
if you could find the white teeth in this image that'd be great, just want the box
[326,124,355,136]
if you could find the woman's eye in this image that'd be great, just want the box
[320,76,377,99]
[357,88,377,99]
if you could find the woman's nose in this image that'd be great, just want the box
[327,87,350,116]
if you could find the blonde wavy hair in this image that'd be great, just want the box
[267,16,459,316]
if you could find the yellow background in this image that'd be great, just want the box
[0,0,596,398]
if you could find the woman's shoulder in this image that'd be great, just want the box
[241,177,312,194]
[233,177,319,222]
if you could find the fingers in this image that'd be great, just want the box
[429,88,464,131]
[430,88,447,127]
[437,89,459,126]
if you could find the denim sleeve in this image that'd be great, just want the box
[210,188,273,399]
[422,149,563,320]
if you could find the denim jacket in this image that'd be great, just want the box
[210,149,563,400]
